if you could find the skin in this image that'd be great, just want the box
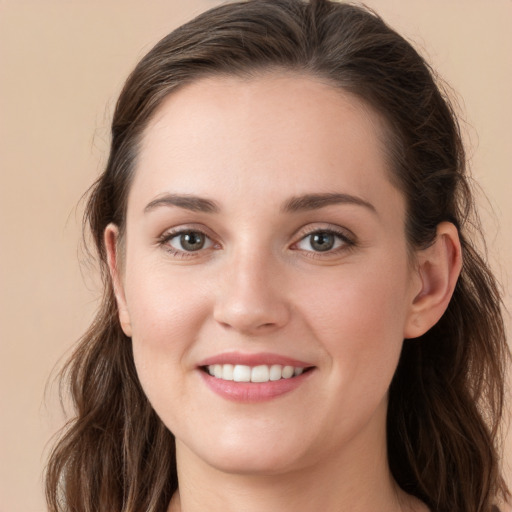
[105,73,461,512]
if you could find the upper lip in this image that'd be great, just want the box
[198,352,313,368]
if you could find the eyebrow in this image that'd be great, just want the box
[144,193,220,214]
[143,192,376,216]
[282,193,377,214]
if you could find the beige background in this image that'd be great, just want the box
[0,1,510,511]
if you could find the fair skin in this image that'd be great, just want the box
[105,73,461,512]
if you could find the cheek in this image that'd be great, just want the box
[298,256,411,384]
[123,268,217,437]
[126,258,210,339]
[123,262,212,390]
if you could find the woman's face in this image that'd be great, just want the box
[109,74,423,475]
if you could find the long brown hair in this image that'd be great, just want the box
[46,1,510,511]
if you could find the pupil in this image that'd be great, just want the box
[311,232,334,252]
[181,232,205,251]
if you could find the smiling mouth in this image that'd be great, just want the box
[202,364,314,383]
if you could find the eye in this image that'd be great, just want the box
[294,229,352,253]
[163,229,214,253]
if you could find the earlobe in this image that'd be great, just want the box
[404,222,462,339]
[104,223,132,337]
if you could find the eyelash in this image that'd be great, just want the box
[292,227,356,258]
[157,227,216,259]
[157,226,356,259]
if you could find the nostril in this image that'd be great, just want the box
[217,320,276,331]
[213,292,291,334]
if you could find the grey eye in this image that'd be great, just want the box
[309,232,335,252]
[296,231,346,252]
[169,231,212,252]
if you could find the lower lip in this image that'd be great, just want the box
[199,369,314,403]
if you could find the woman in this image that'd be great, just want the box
[45,1,510,511]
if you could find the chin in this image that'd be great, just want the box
[205,447,302,476]
[176,427,312,477]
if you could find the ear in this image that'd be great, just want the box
[404,222,462,339]
[104,223,132,337]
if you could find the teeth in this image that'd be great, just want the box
[282,365,294,379]
[269,364,282,381]
[222,364,234,381]
[233,365,251,382]
[251,365,270,383]
[206,364,307,383]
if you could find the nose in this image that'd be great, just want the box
[213,250,291,335]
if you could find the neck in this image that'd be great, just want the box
[168,400,424,512]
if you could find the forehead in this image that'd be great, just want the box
[142,72,388,161]
[130,72,402,218]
